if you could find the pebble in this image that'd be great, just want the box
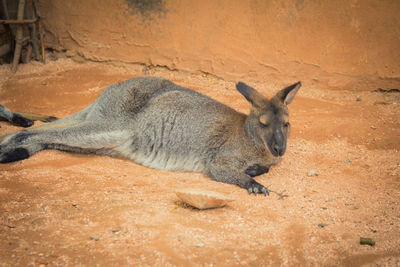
[112,228,121,233]
[307,169,319,177]
[360,237,375,246]
[90,234,100,241]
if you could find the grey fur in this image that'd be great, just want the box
[0,105,14,121]
[0,104,34,127]
[0,77,301,195]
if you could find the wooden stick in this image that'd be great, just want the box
[32,0,45,63]
[24,43,32,63]
[25,0,40,60]
[1,0,16,37]
[0,19,37,24]
[32,0,40,16]
[11,0,26,73]
[38,20,45,63]
[1,0,9,18]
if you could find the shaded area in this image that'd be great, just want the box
[125,0,166,18]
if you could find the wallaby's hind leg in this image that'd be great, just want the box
[0,95,122,163]
[0,121,126,163]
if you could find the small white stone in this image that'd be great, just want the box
[307,169,319,177]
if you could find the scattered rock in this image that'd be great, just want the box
[374,88,400,93]
[196,242,204,248]
[112,228,121,233]
[177,235,184,242]
[90,234,100,241]
[176,189,233,210]
[344,158,352,163]
[307,169,319,177]
[374,99,393,105]
[360,237,375,246]
[318,223,328,228]
[356,97,362,102]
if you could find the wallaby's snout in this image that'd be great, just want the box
[269,128,286,157]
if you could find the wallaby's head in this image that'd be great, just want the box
[236,81,301,157]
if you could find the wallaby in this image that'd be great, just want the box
[0,77,301,195]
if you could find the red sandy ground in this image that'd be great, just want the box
[0,58,399,266]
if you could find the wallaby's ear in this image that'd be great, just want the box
[236,82,266,107]
[276,81,301,105]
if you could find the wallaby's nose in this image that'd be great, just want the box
[269,130,286,156]
[273,144,280,154]
[272,144,284,156]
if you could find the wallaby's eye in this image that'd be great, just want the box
[283,122,290,128]
[259,114,269,128]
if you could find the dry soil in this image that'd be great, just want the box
[0,59,399,266]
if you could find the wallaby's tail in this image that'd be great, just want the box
[14,112,58,123]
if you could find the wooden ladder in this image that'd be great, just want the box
[0,0,45,72]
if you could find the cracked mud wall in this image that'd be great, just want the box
[39,0,400,90]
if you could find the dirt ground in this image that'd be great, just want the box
[0,58,399,266]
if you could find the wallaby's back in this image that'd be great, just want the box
[109,77,247,172]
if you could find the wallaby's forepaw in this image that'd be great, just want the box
[245,164,269,177]
[246,180,270,196]
[11,114,34,127]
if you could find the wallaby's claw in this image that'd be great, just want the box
[261,187,269,196]
[11,113,34,127]
[246,180,270,196]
